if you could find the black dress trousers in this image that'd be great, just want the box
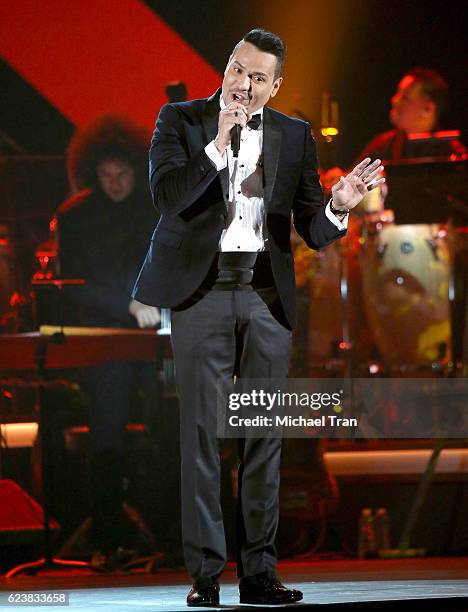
[170,285,291,581]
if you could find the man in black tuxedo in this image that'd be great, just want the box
[133,29,384,605]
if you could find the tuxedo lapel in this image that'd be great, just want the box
[202,89,229,207]
[201,90,220,143]
[262,107,282,208]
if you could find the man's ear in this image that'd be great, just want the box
[270,77,283,99]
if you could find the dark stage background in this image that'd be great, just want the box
[1,0,466,301]
[1,0,466,165]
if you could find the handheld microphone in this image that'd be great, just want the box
[231,124,241,158]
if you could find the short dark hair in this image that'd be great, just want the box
[232,29,286,80]
[406,67,448,116]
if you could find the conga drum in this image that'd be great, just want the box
[304,240,342,369]
[304,215,368,372]
[361,214,450,370]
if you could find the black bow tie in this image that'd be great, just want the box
[247,114,262,130]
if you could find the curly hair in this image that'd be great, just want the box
[66,115,150,192]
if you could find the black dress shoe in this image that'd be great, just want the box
[186,581,220,607]
[239,572,303,605]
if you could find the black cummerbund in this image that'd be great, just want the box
[201,251,275,290]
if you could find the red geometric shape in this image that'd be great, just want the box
[0,479,60,545]
[0,0,221,128]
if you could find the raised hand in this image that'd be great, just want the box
[331,158,385,213]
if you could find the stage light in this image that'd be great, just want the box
[0,423,38,448]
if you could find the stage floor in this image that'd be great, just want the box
[1,558,467,611]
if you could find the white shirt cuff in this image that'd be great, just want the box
[205,141,227,171]
[325,199,348,230]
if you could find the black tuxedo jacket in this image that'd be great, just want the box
[132,90,346,328]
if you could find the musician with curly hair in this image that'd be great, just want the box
[55,115,160,568]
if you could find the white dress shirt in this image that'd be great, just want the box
[205,98,347,252]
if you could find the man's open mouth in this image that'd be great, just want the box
[231,92,249,103]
